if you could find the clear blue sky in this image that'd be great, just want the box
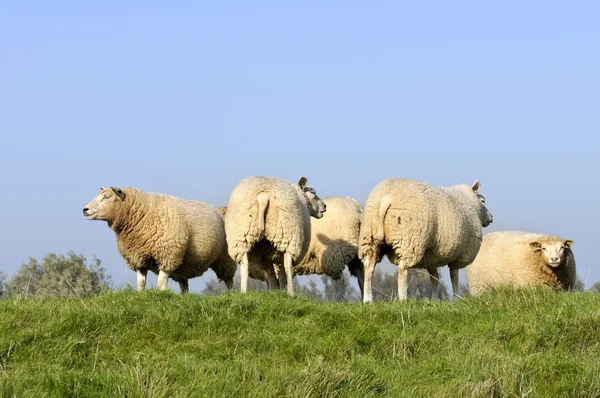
[1,1,598,293]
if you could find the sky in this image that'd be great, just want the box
[1,1,598,294]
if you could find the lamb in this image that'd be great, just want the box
[292,196,365,300]
[224,176,327,296]
[358,178,493,303]
[466,231,576,295]
[83,186,236,293]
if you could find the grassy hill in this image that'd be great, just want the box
[1,288,599,397]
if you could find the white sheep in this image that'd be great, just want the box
[83,186,236,293]
[358,178,493,303]
[466,231,576,295]
[224,176,326,296]
[293,196,365,300]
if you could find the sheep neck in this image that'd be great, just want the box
[110,189,150,236]
[444,186,483,241]
[294,186,308,208]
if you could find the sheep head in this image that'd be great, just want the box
[83,186,126,223]
[297,176,327,219]
[529,239,574,268]
[471,180,494,228]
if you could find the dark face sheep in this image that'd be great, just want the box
[530,239,574,268]
[297,177,327,219]
[471,180,494,227]
[83,187,126,223]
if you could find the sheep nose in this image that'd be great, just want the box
[83,207,89,213]
[551,257,559,262]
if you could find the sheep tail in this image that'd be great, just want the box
[256,192,270,234]
[375,195,392,242]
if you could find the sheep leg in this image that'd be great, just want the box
[276,264,287,290]
[397,263,409,300]
[179,279,189,294]
[265,264,278,290]
[158,270,169,290]
[284,252,294,296]
[429,268,440,299]
[241,253,249,293]
[332,276,343,301]
[362,254,376,303]
[136,269,148,291]
[450,267,459,298]
[266,273,278,290]
[348,258,365,301]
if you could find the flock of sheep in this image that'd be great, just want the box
[82,175,576,302]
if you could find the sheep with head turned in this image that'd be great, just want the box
[224,176,326,296]
[358,178,493,303]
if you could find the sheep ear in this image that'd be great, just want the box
[298,176,308,189]
[110,186,126,201]
[563,240,574,248]
[472,180,481,193]
[529,242,542,251]
[100,187,106,191]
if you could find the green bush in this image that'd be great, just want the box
[5,252,111,298]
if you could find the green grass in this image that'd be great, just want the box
[1,288,599,398]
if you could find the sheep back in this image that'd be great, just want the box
[358,178,483,270]
[114,188,226,280]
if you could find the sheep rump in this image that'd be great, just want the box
[218,205,280,289]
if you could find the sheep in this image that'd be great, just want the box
[292,196,365,300]
[358,178,494,303]
[83,186,236,293]
[225,176,326,296]
[466,231,576,295]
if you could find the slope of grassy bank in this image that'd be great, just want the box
[1,288,599,397]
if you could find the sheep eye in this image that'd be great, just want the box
[102,195,110,200]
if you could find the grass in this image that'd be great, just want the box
[0,288,599,397]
